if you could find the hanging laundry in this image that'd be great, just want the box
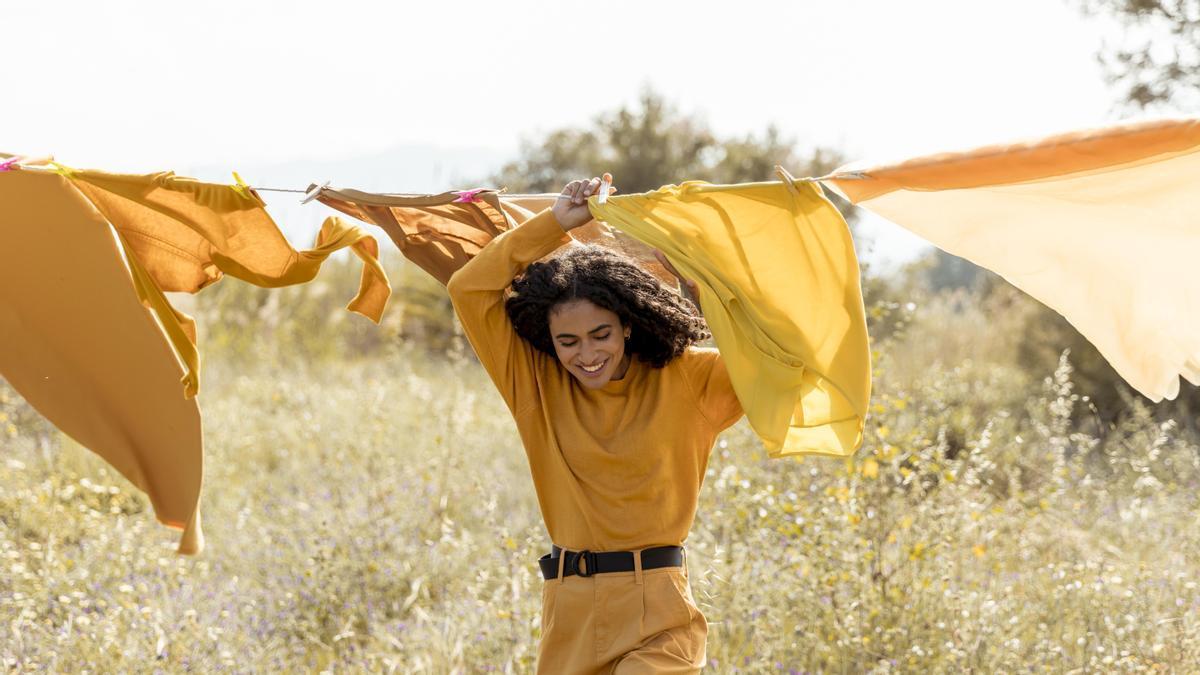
[590,179,871,458]
[312,186,675,286]
[1,163,399,553]
[821,117,1200,402]
[0,170,204,553]
[58,168,393,397]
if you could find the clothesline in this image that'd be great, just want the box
[250,186,307,194]
[245,170,844,200]
[2,154,851,199]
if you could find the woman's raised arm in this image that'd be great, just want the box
[446,176,606,412]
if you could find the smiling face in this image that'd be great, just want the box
[548,299,632,389]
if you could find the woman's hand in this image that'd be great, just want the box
[552,176,605,232]
[654,250,702,312]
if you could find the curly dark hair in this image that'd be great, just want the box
[505,244,709,367]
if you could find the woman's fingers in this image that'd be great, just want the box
[654,249,681,277]
[559,176,611,205]
[654,249,700,295]
[575,177,599,204]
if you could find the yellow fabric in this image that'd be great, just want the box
[590,181,870,458]
[62,169,392,396]
[539,566,706,673]
[824,117,1200,402]
[447,210,743,552]
[314,186,675,286]
[0,170,204,553]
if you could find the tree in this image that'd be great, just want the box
[489,89,845,195]
[1053,1,1200,425]
[1079,0,1200,109]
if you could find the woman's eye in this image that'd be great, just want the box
[595,333,611,340]
[559,341,577,348]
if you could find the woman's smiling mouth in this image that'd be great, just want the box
[578,359,608,375]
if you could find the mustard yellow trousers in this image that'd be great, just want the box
[537,563,707,674]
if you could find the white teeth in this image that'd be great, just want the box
[580,360,606,373]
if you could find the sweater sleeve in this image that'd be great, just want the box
[681,347,745,432]
[446,209,570,413]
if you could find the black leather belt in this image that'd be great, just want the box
[538,545,684,580]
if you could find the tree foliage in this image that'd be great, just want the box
[489,90,844,194]
[1079,0,1200,109]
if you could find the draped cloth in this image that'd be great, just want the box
[590,180,871,458]
[0,164,394,553]
[313,186,674,286]
[0,170,204,553]
[822,117,1200,402]
[64,169,391,397]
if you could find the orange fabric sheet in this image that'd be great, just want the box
[314,186,674,286]
[65,169,391,396]
[0,170,204,553]
[823,118,1200,402]
[1,163,396,553]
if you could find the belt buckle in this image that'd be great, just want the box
[571,550,599,577]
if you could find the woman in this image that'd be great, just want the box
[447,176,744,673]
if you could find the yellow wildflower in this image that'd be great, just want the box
[861,459,879,479]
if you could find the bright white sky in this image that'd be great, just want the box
[2,0,1136,269]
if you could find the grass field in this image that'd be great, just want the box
[2,275,1199,672]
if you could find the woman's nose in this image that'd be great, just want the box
[580,342,600,363]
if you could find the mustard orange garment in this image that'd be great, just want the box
[823,117,1200,402]
[314,186,674,286]
[1,163,397,553]
[446,209,743,552]
[0,170,204,553]
[538,567,707,673]
[61,168,392,396]
[590,180,871,458]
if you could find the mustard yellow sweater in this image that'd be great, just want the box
[448,209,743,551]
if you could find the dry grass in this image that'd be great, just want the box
[2,275,1199,672]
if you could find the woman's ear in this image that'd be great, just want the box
[624,327,631,341]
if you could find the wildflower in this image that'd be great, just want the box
[909,541,929,561]
[861,459,879,479]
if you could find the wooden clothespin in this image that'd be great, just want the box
[775,165,804,199]
[598,172,612,204]
[302,181,331,204]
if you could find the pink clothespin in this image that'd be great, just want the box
[598,172,612,204]
[0,154,54,172]
[453,188,487,204]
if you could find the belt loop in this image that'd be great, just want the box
[633,547,644,585]
[556,550,566,585]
